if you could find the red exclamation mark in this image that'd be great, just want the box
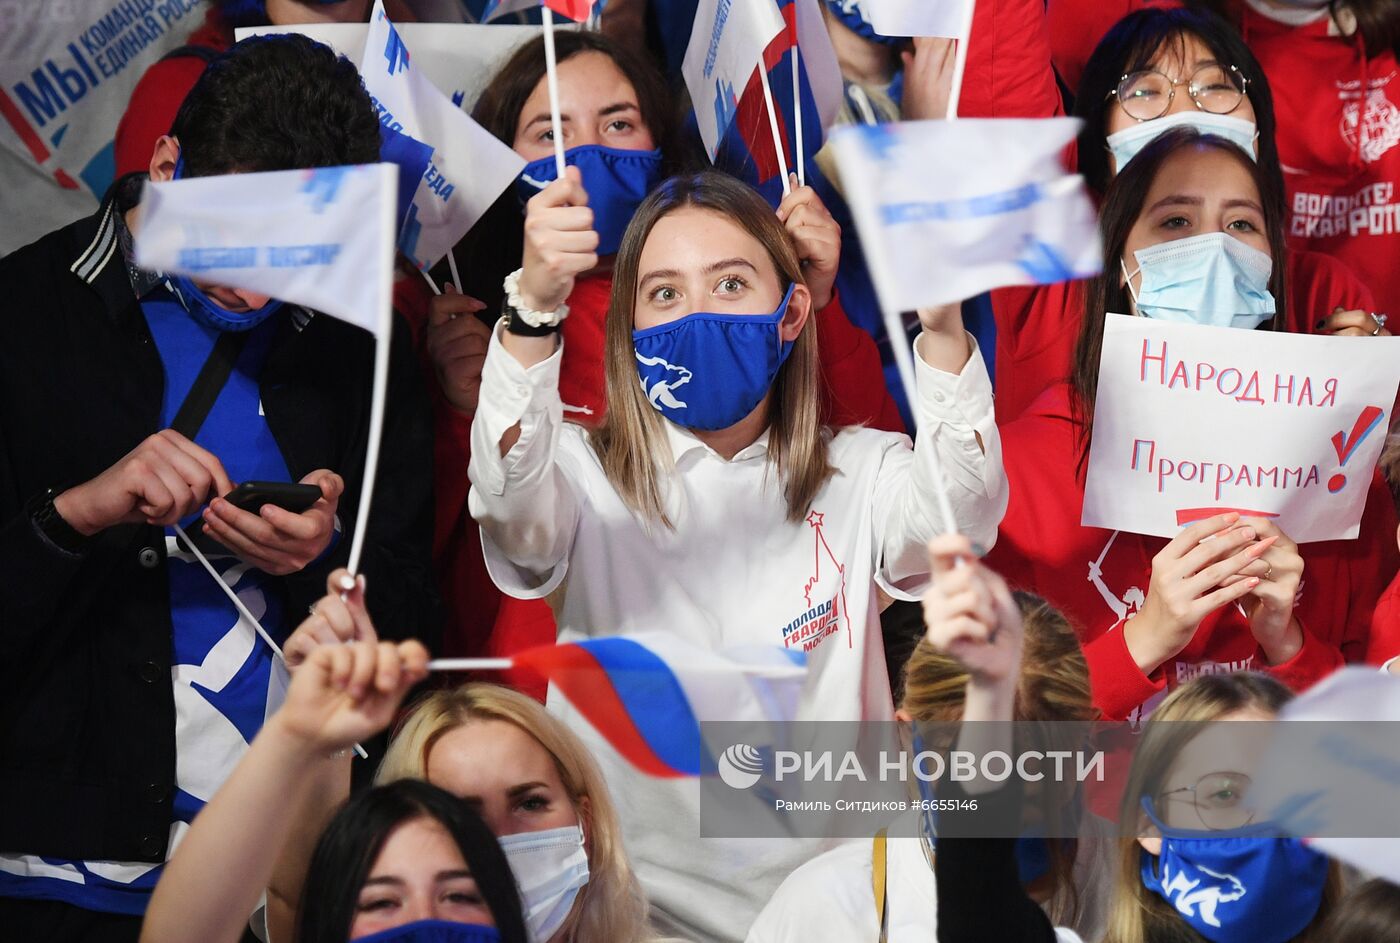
[1328,405,1385,493]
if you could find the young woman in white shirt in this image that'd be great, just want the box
[467,169,1007,940]
[747,533,1107,943]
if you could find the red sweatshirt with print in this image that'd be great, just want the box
[963,0,1379,421]
[987,383,1399,721]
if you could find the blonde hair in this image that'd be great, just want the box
[1103,673,1342,943]
[377,684,653,943]
[900,591,1096,926]
[590,171,834,527]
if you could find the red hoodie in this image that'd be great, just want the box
[113,6,231,177]
[988,382,1400,720]
[1047,0,1400,312]
[1372,569,1400,664]
[958,0,1378,421]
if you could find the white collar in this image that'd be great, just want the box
[661,420,772,464]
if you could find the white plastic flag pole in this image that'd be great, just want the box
[445,249,464,294]
[420,267,442,296]
[875,306,961,536]
[541,7,568,178]
[174,523,371,760]
[427,658,516,671]
[346,166,400,577]
[759,62,792,196]
[791,45,805,187]
[946,0,978,120]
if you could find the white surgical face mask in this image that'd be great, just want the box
[498,825,589,943]
[1121,231,1276,330]
[1106,111,1259,173]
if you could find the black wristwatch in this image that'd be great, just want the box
[29,488,90,555]
[502,296,563,337]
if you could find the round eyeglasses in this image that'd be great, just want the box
[1108,64,1250,122]
[1158,770,1255,831]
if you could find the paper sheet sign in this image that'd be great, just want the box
[1082,315,1400,542]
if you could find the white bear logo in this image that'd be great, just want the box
[636,351,693,409]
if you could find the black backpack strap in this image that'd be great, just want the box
[159,44,222,65]
[170,330,251,440]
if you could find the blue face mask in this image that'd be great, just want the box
[351,920,501,943]
[515,145,663,256]
[1122,232,1275,331]
[168,154,283,332]
[633,285,796,432]
[1139,797,1328,943]
[1106,111,1259,173]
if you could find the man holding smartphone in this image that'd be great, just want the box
[0,35,436,942]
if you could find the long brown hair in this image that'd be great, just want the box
[472,30,679,159]
[1104,673,1342,943]
[1070,127,1288,467]
[901,592,1097,927]
[591,171,835,527]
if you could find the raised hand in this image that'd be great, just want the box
[283,568,377,670]
[517,166,598,313]
[272,638,429,753]
[922,533,1024,689]
[776,177,841,311]
[1123,513,1266,674]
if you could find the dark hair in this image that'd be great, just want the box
[472,30,678,160]
[1069,128,1288,459]
[297,780,528,943]
[1318,878,1400,942]
[1074,5,1283,219]
[454,31,682,309]
[169,34,381,178]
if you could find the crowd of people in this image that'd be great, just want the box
[2,0,1399,941]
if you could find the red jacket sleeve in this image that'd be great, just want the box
[1266,622,1345,693]
[816,290,906,433]
[1368,574,1400,666]
[1082,627,1164,721]
[958,0,1066,120]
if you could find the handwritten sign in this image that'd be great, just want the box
[1082,314,1400,542]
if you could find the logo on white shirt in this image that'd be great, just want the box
[778,510,851,652]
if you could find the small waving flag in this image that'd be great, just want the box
[429,633,808,778]
[830,117,1101,311]
[361,1,525,270]
[482,0,598,22]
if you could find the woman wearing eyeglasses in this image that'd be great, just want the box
[952,2,1390,422]
[1101,671,1344,943]
[1046,0,1400,322]
[984,126,1398,723]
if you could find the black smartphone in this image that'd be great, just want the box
[225,481,323,515]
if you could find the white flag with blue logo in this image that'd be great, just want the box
[137,162,398,575]
[135,164,397,337]
[684,0,788,163]
[361,0,525,270]
[830,117,1101,311]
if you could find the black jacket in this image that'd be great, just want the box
[0,183,438,862]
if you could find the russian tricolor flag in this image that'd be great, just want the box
[481,0,598,21]
[511,633,807,778]
[684,0,842,205]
